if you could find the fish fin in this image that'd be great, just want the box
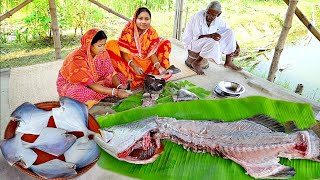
[247,114,285,132]
[283,121,301,133]
[310,121,320,138]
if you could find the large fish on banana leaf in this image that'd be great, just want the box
[94,115,320,179]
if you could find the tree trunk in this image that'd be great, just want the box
[0,0,33,22]
[267,0,298,82]
[49,0,62,60]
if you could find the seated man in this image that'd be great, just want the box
[183,1,241,75]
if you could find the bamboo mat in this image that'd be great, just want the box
[8,60,63,112]
[8,58,196,112]
[168,58,197,81]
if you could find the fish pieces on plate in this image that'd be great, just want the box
[0,96,100,179]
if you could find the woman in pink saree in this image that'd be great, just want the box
[56,28,131,108]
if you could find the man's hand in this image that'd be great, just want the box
[211,33,221,41]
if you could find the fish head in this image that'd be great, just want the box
[94,116,163,164]
[143,76,166,94]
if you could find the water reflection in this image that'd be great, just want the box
[245,37,320,102]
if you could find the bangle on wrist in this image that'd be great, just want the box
[128,60,133,66]
[111,88,115,96]
[116,84,122,89]
[153,62,160,67]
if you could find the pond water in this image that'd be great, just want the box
[244,36,320,102]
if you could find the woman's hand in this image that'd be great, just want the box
[116,89,132,98]
[131,63,144,75]
[158,66,167,74]
[211,33,221,41]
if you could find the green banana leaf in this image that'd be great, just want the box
[96,96,320,180]
[112,80,211,112]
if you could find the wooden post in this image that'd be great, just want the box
[88,0,130,22]
[295,84,304,95]
[267,0,298,82]
[173,0,184,40]
[0,0,33,22]
[283,0,320,41]
[49,0,62,60]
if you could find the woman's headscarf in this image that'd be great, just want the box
[118,7,162,60]
[60,28,100,85]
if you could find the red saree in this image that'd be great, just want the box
[106,9,171,90]
[56,28,126,108]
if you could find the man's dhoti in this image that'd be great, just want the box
[186,29,236,64]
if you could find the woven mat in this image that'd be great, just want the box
[8,60,63,112]
[168,58,196,81]
[8,57,196,112]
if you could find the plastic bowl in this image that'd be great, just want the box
[4,101,100,180]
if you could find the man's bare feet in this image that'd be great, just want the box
[224,62,242,71]
[192,61,205,75]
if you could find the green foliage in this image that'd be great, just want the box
[112,80,211,112]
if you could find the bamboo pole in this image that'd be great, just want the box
[267,0,298,82]
[88,0,130,22]
[0,0,33,22]
[173,0,184,40]
[283,0,320,41]
[49,0,62,60]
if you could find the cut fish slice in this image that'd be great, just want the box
[0,133,37,168]
[64,137,100,169]
[11,102,52,135]
[53,97,94,142]
[29,159,77,179]
[22,127,77,156]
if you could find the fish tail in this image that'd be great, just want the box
[268,166,296,179]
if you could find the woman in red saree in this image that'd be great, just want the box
[106,7,172,90]
[56,28,131,109]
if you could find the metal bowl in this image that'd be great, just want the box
[217,81,245,95]
[213,86,240,98]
